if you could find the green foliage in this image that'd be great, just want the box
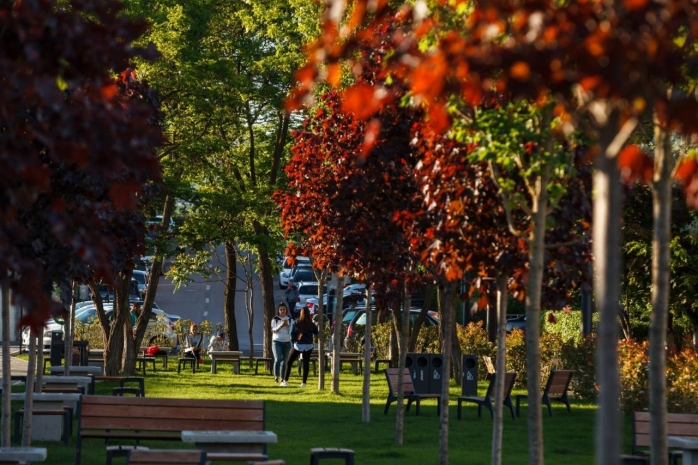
[74,319,105,350]
[371,322,392,360]
[455,322,494,380]
[415,326,441,353]
[559,334,597,401]
[503,329,527,388]
[543,310,600,343]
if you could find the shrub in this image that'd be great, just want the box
[415,325,440,353]
[503,329,527,388]
[666,348,698,413]
[543,309,600,343]
[559,333,597,401]
[617,339,649,414]
[371,322,392,360]
[456,322,494,380]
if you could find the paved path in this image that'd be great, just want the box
[0,346,30,376]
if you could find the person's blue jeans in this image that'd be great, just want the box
[272,340,291,379]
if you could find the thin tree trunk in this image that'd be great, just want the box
[1,282,11,446]
[331,273,344,394]
[594,115,625,465]
[394,283,409,445]
[224,242,239,352]
[22,331,37,446]
[247,270,255,366]
[317,271,326,391]
[439,281,456,465]
[649,115,672,465]
[35,336,43,394]
[64,281,78,374]
[525,114,553,465]
[362,283,373,422]
[118,275,137,375]
[252,221,275,360]
[408,281,434,352]
[492,273,509,465]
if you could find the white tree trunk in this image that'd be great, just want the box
[1,282,11,446]
[649,117,672,465]
[492,274,508,465]
[22,332,37,446]
[594,116,625,465]
[438,281,456,465]
[316,271,327,391]
[394,283,410,445]
[331,273,343,394]
[362,283,373,422]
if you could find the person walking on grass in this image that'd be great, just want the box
[280,306,318,387]
[271,303,292,383]
[285,279,300,318]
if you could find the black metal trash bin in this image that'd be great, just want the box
[462,354,478,396]
[412,353,430,394]
[429,354,444,394]
[49,330,64,367]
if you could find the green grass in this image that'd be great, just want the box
[13,359,607,464]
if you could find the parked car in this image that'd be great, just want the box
[505,314,526,333]
[132,270,149,298]
[297,282,326,308]
[278,256,310,289]
[290,267,317,285]
[22,301,172,350]
[343,308,439,348]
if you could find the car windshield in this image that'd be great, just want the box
[292,269,315,283]
[299,284,325,295]
[343,309,360,323]
[354,311,435,326]
[132,272,146,284]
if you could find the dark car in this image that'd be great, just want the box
[505,315,526,333]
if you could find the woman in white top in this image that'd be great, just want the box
[271,303,292,383]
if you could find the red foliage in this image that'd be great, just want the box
[2,0,163,329]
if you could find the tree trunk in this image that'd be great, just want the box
[439,281,456,465]
[316,271,326,391]
[649,115,672,465]
[252,221,275,360]
[525,117,553,465]
[362,283,373,422]
[117,274,137,375]
[224,242,239,352]
[492,273,509,465]
[22,331,37,446]
[331,273,344,394]
[1,281,11,446]
[394,283,409,445]
[64,281,78,375]
[409,280,434,352]
[594,115,625,465]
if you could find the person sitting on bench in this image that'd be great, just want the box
[184,323,203,364]
[207,332,228,353]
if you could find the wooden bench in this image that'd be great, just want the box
[209,351,242,374]
[252,357,273,375]
[138,348,169,369]
[458,371,517,420]
[482,356,495,380]
[516,369,573,417]
[126,449,206,465]
[76,395,266,465]
[627,411,698,463]
[384,368,441,416]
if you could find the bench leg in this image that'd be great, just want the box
[211,360,217,374]
[233,362,240,375]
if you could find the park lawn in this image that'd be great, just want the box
[13,358,609,464]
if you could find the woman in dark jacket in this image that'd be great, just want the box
[280,306,318,387]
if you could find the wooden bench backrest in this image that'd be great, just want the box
[633,411,698,451]
[545,370,573,396]
[385,368,416,395]
[485,372,517,398]
[483,356,495,375]
[80,395,265,433]
[127,449,206,465]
